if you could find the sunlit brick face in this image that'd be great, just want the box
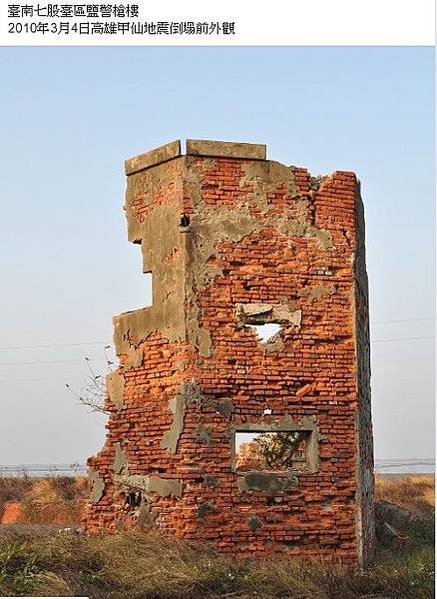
[84,139,375,566]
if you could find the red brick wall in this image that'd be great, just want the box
[84,144,374,565]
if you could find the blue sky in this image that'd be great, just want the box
[0,47,434,466]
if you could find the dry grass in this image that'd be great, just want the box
[376,474,435,518]
[0,477,33,517]
[0,476,88,525]
[0,529,434,598]
[0,474,434,598]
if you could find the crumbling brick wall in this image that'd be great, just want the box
[84,139,375,565]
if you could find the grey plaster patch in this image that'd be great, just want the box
[260,334,285,353]
[210,398,235,418]
[299,284,335,303]
[159,380,204,454]
[312,228,333,251]
[115,474,183,498]
[174,359,188,372]
[240,161,299,210]
[160,392,186,454]
[237,471,299,494]
[88,468,105,504]
[137,501,159,527]
[147,476,183,498]
[195,425,213,444]
[203,475,220,488]
[114,443,128,475]
[115,474,149,493]
[238,304,273,319]
[124,345,143,369]
[106,372,125,410]
[183,380,204,406]
[236,303,301,329]
[277,218,333,251]
[196,501,218,520]
[248,516,263,531]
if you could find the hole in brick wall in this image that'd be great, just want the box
[263,408,272,415]
[246,323,281,342]
[179,214,190,227]
[234,430,312,473]
[126,491,142,507]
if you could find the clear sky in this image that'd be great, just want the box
[0,47,434,466]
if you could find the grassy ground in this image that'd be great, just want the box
[375,474,434,519]
[0,474,434,598]
[0,476,88,525]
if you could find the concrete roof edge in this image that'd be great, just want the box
[124,138,268,175]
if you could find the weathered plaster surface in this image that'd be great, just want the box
[208,398,235,418]
[114,442,128,475]
[186,139,266,160]
[124,345,143,369]
[160,394,186,454]
[114,160,186,355]
[115,474,183,498]
[299,284,335,303]
[203,475,220,488]
[197,501,217,520]
[137,502,159,527]
[183,157,333,357]
[237,471,299,494]
[125,140,181,175]
[88,468,105,503]
[236,303,302,328]
[106,372,125,410]
[248,516,263,531]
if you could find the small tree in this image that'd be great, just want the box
[252,431,307,470]
[66,346,114,415]
[236,432,307,471]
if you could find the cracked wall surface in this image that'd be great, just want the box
[84,139,374,566]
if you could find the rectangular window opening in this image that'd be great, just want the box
[234,429,316,473]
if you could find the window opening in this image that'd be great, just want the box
[234,430,314,473]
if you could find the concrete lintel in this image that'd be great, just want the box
[125,140,181,175]
[231,416,318,434]
[186,139,266,160]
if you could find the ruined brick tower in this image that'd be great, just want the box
[85,139,375,565]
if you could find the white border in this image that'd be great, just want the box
[1,0,435,46]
